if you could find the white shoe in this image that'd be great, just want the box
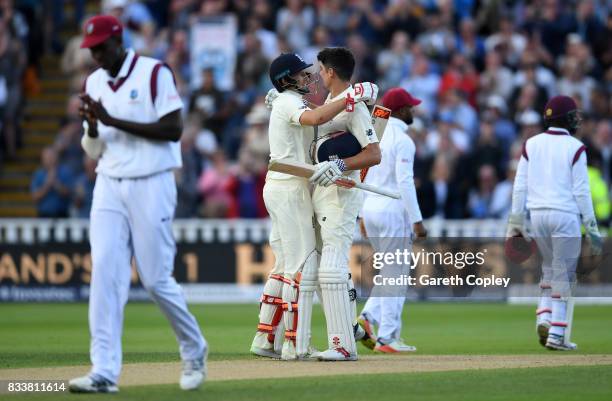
[251,344,281,359]
[375,339,417,353]
[298,346,321,361]
[545,334,577,351]
[68,375,118,393]
[317,348,358,361]
[180,350,207,390]
[536,321,550,347]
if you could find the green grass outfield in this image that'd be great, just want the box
[1,302,611,400]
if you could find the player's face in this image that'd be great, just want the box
[89,37,123,72]
[397,105,414,124]
[318,61,332,90]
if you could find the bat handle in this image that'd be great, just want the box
[354,182,401,199]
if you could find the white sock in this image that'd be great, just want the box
[550,299,567,337]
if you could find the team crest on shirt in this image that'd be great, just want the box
[130,89,138,100]
[366,128,374,138]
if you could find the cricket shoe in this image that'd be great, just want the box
[374,339,417,353]
[298,346,322,361]
[68,375,119,393]
[356,315,377,350]
[180,349,207,390]
[250,344,281,359]
[317,347,358,361]
[545,333,577,351]
[536,321,550,347]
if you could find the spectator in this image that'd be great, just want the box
[53,95,84,176]
[226,148,267,218]
[483,95,517,150]
[489,159,518,220]
[197,150,233,218]
[516,109,542,141]
[484,16,526,67]
[376,30,412,91]
[346,0,386,44]
[455,17,485,68]
[418,155,464,219]
[237,33,269,89]
[175,128,201,218]
[317,0,351,46]
[438,88,478,139]
[0,18,26,160]
[382,0,423,42]
[557,57,596,113]
[72,157,97,218]
[245,16,278,62]
[188,68,227,139]
[467,164,498,218]
[469,119,504,180]
[30,147,73,218]
[276,0,315,53]
[400,54,440,116]
[242,103,270,165]
[346,33,377,83]
[426,111,469,157]
[417,8,455,60]
[478,50,513,103]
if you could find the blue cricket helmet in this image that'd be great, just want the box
[269,53,313,93]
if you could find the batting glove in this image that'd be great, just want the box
[345,82,379,111]
[584,218,602,256]
[264,88,279,110]
[506,213,531,241]
[310,159,346,187]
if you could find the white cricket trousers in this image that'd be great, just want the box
[530,209,581,298]
[361,199,413,342]
[89,171,206,383]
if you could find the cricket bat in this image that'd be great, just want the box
[269,159,400,199]
[371,105,391,141]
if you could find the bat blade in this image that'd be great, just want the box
[371,105,391,141]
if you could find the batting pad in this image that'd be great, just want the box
[296,252,318,358]
[281,277,299,359]
[319,270,357,355]
[252,274,284,349]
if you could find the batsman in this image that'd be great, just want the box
[250,53,378,360]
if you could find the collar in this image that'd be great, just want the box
[326,85,352,103]
[107,49,139,91]
[545,127,570,136]
[389,116,408,131]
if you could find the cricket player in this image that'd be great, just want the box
[305,47,382,361]
[358,88,427,353]
[68,15,206,392]
[250,53,378,360]
[507,95,602,350]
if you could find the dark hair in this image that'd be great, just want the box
[317,47,355,81]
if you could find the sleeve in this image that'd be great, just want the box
[349,102,378,148]
[286,98,309,126]
[571,150,596,222]
[510,156,528,214]
[152,64,183,119]
[395,137,423,224]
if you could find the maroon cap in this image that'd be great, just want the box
[80,15,123,49]
[543,95,577,120]
[381,87,421,111]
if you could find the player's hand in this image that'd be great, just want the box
[584,218,603,256]
[413,221,427,239]
[264,88,279,110]
[80,94,114,126]
[506,213,531,241]
[310,160,345,187]
[347,82,379,110]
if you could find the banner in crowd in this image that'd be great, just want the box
[190,15,237,91]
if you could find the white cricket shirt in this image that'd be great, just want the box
[83,49,183,178]
[362,116,423,224]
[512,127,595,220]
[267,90,310,181]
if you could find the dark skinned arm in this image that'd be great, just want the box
[80,94,183,142]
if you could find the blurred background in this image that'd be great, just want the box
[0,0,610,302]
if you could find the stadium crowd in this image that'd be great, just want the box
[24,0,611,227]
